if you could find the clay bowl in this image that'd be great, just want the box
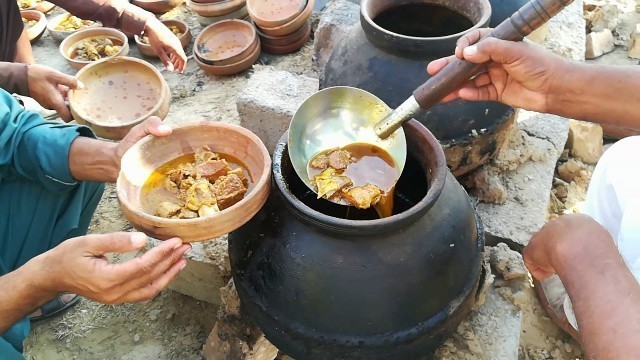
[116,122,272,242]
[257,20,309,47]
[194,38,260,75]
[260,22,310,54]
[20,10,47,43]
[194,19,256,66]
[68,57,171,140]
[19,1,55,13]
[59,28,129,70]
[196,5,249,26]
[256,0,313,37]
[247,0,306,28]
[135,19,191,57]
[186,0,246,17]
[47,12,102,42]
[131,0,185,14]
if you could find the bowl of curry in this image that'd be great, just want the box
[116,122,272,242]
[59,27,129,70]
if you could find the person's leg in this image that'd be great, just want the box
[0,179,104,356]
[540,136,640,334]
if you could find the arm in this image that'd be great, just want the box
[524,214,640,358]
[0,63,29,95]
[550,64,640,129]
[427,30,640,130]
[50,0,187,72]
[13,28,35,64]
[0,233,189,334]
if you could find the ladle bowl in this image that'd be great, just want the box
[288,86,406,200]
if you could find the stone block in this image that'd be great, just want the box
[434,287,523,360]
[628,24,640,59]
[237,67,319,154]
[148,236,230,304]
[544,0,586,61]
[471,111,569,249]
[585,29,615,59]
[313,0,360,72]
[567,120,603,164]
[489,243,527,281]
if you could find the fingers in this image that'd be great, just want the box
[454,28,493,58]
[86,232,149,256]
[137,116,173,137]
[115,258,187,303]
[458,84,500,102]
[426,55,457,75]
[49,70,84,90]
[157,48,175,72]
[49,91,73,121]
[460,37,527,66]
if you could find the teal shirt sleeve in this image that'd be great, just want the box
[0,89,96,191]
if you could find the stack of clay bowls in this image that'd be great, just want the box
[186,0,249,26]
[193,19,261,76]
[247,0,313,55]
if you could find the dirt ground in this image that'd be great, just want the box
[20,2,633,360]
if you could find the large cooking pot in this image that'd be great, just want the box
[229,120,484,359]
[321,0,516,176]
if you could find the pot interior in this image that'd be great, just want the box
[280,144,429,221]
[363,0,488,38]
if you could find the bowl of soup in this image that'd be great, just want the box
[68,56,170,140]
[60,27,129,70]
[47,12,102,42]
[116,122,271,242]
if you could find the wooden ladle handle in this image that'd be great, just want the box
[412,0,574,110]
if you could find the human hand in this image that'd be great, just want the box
[26,64,83,121]
[115,116,173,166]
[523,214,611,280]
[39,232,190,304]
[144,18,187,73]
[426,28,568,113]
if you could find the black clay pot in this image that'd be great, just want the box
[489,0,530,27]
[229,120,484,359]
[321,0,516,177]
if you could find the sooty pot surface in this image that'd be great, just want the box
[229,121,484,359]
[321,0,516,176]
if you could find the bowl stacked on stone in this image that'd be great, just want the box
[247,0,313,54]
[186,0,250,26]
[193,19,261,76]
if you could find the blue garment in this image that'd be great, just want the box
[0,89,104,358]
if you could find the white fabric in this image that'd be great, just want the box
[563,136,640,329]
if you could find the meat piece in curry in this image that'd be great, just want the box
[144,145,250,219]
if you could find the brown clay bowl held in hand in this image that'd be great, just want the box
[186,0,246,17]
[59,28,129,70]
[47,12,102,42]
[194,19,256,65]
[247,0,306,28]
[135,19,191,57]
[131,0,185,14]
[116,122,272,243]
[20,10,47,43]
[194,37,260,75]
[68,57,171,140]
[256,0,313,37]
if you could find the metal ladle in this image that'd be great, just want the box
[289,0,574,199]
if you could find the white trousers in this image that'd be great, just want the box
[563,136,640,329]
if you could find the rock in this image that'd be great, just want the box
[557,158,590,183]
[220,279,241,317]
[313,0,359,72]
[613,12,640,47]
[246,336,279,360]
[133,334,140,343]
[237,67,319,153]
[489,243,528,280]
[585,29,615,59]
[590,47,640,65]
[472,112,569,249]
[147,237,230,304]
[434,288,523,360]
[544,0,586,62]
[628,24,640,59]
[584,4,620,32]
[567,120,603,164]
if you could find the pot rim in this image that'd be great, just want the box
[359,0,492,42]
[273,120,448,233]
